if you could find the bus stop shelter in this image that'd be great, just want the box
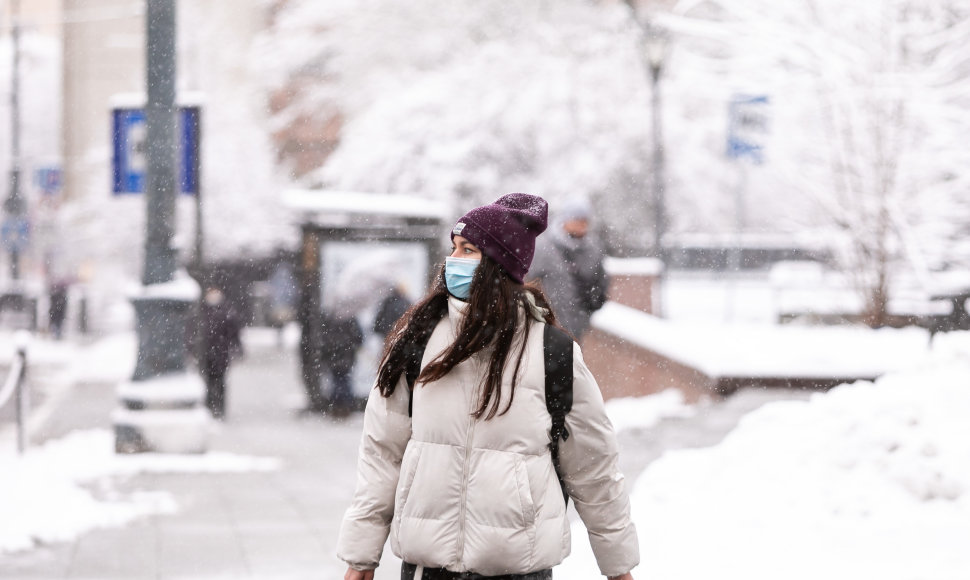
[284,190,448,412]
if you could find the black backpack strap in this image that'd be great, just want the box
[404,336,429,418]
[543,324,574,505]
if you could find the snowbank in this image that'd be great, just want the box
[604,257,664,277]
[593,301,931,379]
[604,389,696,432]
[560,341,970,579]
[0,430,280,554]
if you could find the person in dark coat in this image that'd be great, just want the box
[199,287,241,419]
[321,312,364,417]
[373,286,411,341]
[48,282,69,340]
[528,196,608,341]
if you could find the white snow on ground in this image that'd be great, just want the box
[0,329,134,384]
[0,330,281,555]
[593,301,931,379]
[604,389,696,432]
[560,333,970,580]
[0,429,280,554]
[239,323,302,350]
[69,331,137,384]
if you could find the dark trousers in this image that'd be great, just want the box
[401,562,552,580]
[204,370,227,419]
[330,366,355,411]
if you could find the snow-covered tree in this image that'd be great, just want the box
[253,0,665,254]
[666,0,970,325]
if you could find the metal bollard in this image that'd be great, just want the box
[1,332,31,454]
[13,331,30,455]
[15,343,28,454]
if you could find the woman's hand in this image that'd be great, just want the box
[607,574,634,580]
[344,568,374,580]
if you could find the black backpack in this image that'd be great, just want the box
[404,324,574,505]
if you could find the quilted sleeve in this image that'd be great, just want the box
[558,343,640,577]
[336,376,412,570]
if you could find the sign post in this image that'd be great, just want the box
[726,94,770,321]
[727,94,770,164]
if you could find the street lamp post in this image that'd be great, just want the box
[626,1,670,316]
[3,0,25,281]
[113,0,207,454]
[644,23,668,267]
[131,0,184,384]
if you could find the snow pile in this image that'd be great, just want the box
[0,430,280,554]
[68,331,137,384]
[562,356,970,578]
[605,389,696,432]
[0,331,74,368]
[594,301,931,379]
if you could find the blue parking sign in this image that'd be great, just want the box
[112,106,200,195]
[1,218,29,251]
[34,167,63,195]
[727,95,769,164]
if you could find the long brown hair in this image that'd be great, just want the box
[376,256,560,419]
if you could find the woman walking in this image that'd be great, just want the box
[337,193,638,580]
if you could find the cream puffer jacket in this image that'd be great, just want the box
[337,297,639,577]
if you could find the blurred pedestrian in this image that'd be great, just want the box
[372,285,411,342]
[337,193,638,580]
[48,281,69,340]
[267,258,297,347]
[321,311,364,417]
[528,195,608,341]
[199,287,241,420]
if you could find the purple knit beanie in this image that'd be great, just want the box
[451,193,549,283]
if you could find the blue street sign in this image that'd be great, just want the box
[1,218,29,251]
[112,106,200,195]
[34,166,63,195]
[727,95,769,164]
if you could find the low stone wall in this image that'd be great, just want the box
[583,264,853,402]
[603,257,662,315]
[607,274,656,315]
[582,327,717,403]
[582,325,854,402]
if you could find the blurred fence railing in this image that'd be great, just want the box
[0,336,29,454]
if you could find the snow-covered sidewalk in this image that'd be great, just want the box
[0,430,279,553]
[3,326,968,579]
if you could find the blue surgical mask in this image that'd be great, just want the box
[445,257,480,300]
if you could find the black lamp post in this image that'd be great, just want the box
[130,0,185,383]
[143,0,178,288]
[626,1,670,316]
[114,0,207,454]
[3,0,25,281]
[643,22,668,264]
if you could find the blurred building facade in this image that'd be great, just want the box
[0,0,63,322]
[62,0,143,206]
[56,1,278,332]
[1,1,61,37]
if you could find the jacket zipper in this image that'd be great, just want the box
[455,365,480,567]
